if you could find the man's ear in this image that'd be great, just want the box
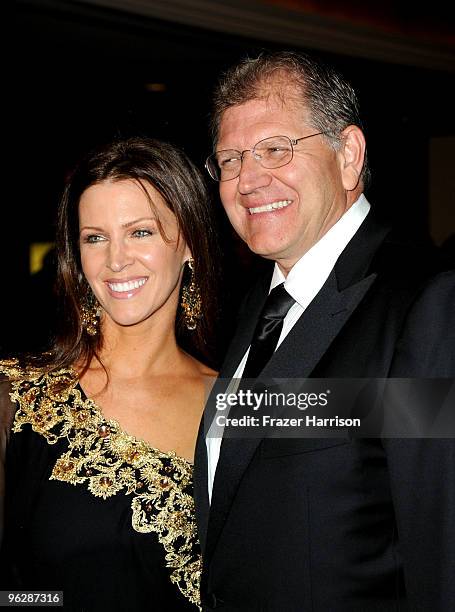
[338,125,366,191]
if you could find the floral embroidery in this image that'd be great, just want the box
[0,360,201,608]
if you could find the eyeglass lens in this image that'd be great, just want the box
[210,135,293,181]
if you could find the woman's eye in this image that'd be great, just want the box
[83,234,105,243]
[132,228,153,238]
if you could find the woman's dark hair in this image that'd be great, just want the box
[42,137,218,371]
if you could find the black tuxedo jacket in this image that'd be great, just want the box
[194,213,455,611]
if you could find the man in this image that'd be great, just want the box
[194,52,455,611]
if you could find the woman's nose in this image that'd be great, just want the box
[107,240,134,272]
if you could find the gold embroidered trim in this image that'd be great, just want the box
[0,359,202,608]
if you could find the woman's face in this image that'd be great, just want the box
[79,179,190,331]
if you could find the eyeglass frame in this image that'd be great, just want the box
[205,131,328,182]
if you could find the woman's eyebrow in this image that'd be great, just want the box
[121,217,156,228]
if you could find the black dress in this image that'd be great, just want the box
[0,360,201,611]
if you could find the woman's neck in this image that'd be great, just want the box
[88,315,186,380]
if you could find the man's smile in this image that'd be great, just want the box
[248,199,293,215]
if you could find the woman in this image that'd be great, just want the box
[0,137,218,609]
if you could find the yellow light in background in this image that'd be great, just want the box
[145,83,167,92]
[30,242,55,274]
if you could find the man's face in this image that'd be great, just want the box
[217,95,358,273]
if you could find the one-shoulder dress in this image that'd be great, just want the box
[0,359,201,610]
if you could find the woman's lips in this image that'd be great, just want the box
[105,277,148,299]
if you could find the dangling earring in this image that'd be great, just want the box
[81,290,101,336]
[181,259,202,331]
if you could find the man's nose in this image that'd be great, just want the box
[237,152,272,195]
[107,239,134,272]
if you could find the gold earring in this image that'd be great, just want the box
[181,259,202,331]
[81,291,101,336]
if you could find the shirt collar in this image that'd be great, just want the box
[271,194,371,307]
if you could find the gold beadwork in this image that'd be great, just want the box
[180,259,202,331]
[98,424,110,438]
[81,291,101,336]
[0,359,202,608]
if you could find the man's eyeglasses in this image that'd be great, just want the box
[205,132,326,182]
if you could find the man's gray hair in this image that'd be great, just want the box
[210,51,371,188]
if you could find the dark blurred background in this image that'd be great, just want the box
[6,0,455,362]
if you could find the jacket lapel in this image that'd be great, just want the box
[261,269,377,378]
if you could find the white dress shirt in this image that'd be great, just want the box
[206,194,371,501]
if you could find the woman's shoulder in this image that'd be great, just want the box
[0,357,26,382]
[0,356,77,403]
[0,356,48,383]
[182,352,218,379]
[0,356,78,450]
[196,362,218,378]
[0,357,46,431]
[0,358,29,449]
[0,356,78,395]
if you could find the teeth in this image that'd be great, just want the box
[249,200,292,214]
[108,278,147,292]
